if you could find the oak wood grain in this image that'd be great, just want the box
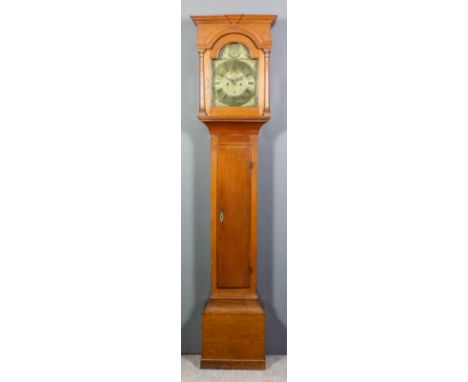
[201,299,265,369]
[216,145,251,288]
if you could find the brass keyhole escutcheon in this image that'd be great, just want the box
[219,211,224,223]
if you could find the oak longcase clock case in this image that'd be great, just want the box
[191,14,276,370]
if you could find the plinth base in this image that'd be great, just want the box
[201,299,265,370]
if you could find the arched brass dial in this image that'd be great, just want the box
[212,43,258,107]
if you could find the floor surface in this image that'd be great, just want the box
[181,355,287,382]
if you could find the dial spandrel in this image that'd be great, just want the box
[212,43,258,107]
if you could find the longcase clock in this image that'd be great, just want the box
[191,14,276,370]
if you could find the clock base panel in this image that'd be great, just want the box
[201,299,265,370]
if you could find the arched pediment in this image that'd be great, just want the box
[209,33,261,59]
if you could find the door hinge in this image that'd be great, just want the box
[249,264,253,273]
[250,161,253,169]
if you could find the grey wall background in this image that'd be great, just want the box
[181,0,286,354]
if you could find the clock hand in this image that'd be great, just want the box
[224,76,235,86]
[230,76,243,84]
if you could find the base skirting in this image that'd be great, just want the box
[200,358,266,370]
